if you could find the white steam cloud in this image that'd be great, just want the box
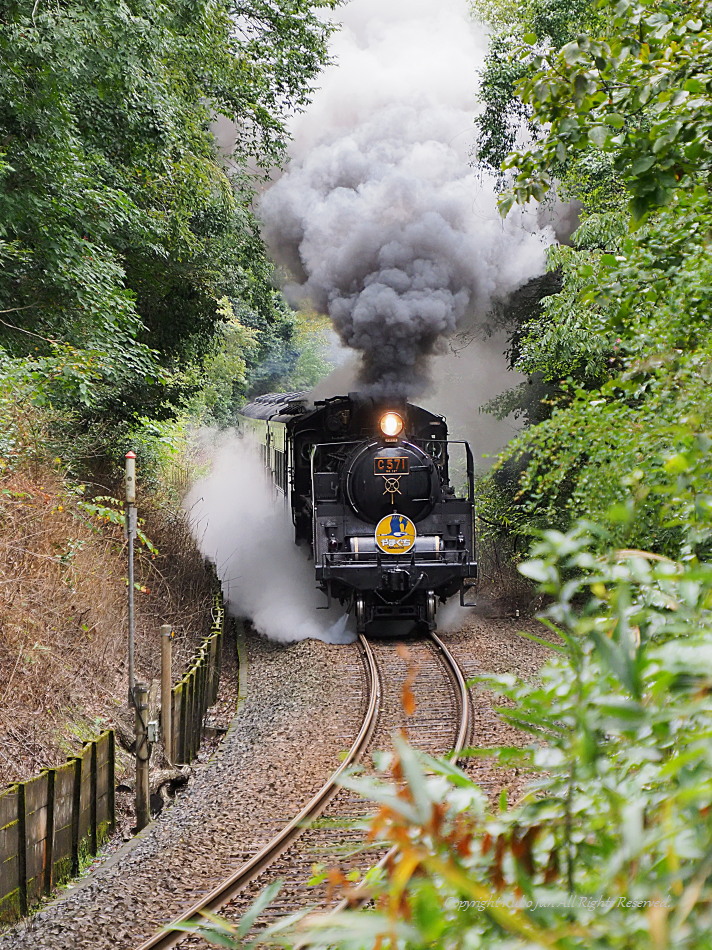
[259,0,552,396]
[185,434,355,644]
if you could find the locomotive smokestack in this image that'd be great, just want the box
[259,0,553,398]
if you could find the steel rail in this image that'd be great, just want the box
[325,632,472,922]
[135,634,380,950]
[428,630,471,760]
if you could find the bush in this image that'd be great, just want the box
[279,522,712,949]
[175,443,712,949]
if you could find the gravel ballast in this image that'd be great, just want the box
[1,608,554,948]
[0,631,366,950]
[442,610,557,803]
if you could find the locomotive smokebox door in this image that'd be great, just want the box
[345,442,440,524]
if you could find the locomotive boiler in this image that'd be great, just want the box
[238,392,477,635]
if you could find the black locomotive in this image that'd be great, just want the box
[238,392,477,634]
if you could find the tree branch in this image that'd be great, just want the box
[0,316,59,346]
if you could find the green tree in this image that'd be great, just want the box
[474,0,605,175]
[499,0,712,220]
[0,0,336,461]
[474,0,712,556]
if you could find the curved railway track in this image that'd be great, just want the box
[137,633,471,950]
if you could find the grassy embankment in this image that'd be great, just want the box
[0,408,213,789]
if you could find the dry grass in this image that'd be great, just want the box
[0,467,213,788]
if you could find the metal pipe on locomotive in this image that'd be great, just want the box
[237,391,477,635]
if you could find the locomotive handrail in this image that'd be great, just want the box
[425,439,475,502]
[309,440,364,544]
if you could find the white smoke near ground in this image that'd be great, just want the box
[259,0,552,397]
[184,432,356,644]
[436,597,473,633]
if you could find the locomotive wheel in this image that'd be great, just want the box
[426,590,437,628]
[355,594,367,633]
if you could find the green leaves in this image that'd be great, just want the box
[587,125,609,146]
[590,629,641,697]
[630,155,656,175]
[0,0,335,461]
[497,0,712,214]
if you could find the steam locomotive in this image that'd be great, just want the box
[238,392,477,635]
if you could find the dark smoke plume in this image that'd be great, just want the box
[259,0,553,397]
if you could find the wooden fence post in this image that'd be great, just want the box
[16,785,27,918]
[179,681,187,764]
[43,770,55,896]
[197,655,207,735]
[171,683,182,763]
[89,741,98,856]
[108,731,116,833]
[193,666,200,759]
[70,757,81,877]
[209,634,219,706]
[134,683,150,831]
[216,626,223,699]
[161,624,173,762]
[182,677,191,763]
[199,655,208,732]
[187,672,196,762]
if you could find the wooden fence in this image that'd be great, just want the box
[169,593,225,764]
[0,730,115,924]
[0,591,226,924]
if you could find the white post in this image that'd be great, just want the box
[125,451,137,704]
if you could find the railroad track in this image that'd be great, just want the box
[137,633,471,950]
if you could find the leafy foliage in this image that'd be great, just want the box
[475,35,532,176]
[499,0,712,221]
[0,0,336,464]
[173,487,712,948]
[77,493,157,554]
[275,311,335,393]
[187,297,259,426]
[473,0,712,557]
[474,0,605,174]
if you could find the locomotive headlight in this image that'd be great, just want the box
[380,412,404,438]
